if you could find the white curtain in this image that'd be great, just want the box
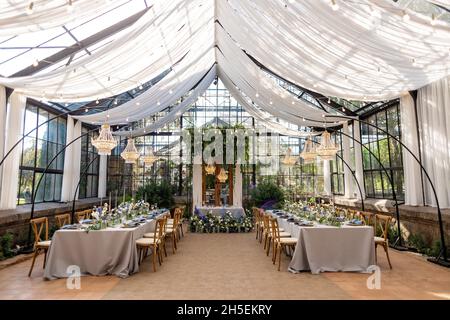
[98,155,107,199]
[323,160,332,196]
[0,93,26,210]
[60,116,75,202]
[233,165,242,207]
[353,120,366,199]
[342,122,353,198]
[400,94,423,206]
[192,158,203,213]
[417,76,450,208]
[0,86,6,201]
[71,120,82,201]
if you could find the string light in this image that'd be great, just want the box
[96,98,99,104]
[331,0,339,11]
[26,2,34,15]
[136,102,140,106]
[157,101,161,106]
[328,98,331,104]
[114,99,118,105]
[402,11,410,22]
[431,14,437,26]
[169,89,173,94]
[412,58,417,67]
[139,84,143,90]
[32,59,39,67]
[291,101,295,105]
[67,0,73,12]
[255,92,259,97]
[85,108,88,113]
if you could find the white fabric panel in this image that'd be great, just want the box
[0,93,26,210]
[113,65,216,136]
[342,122,353,198]
[417,76,450,208]
[0,0,111,36]
[60,116,75,202]
[98,155,107,199]
[71,120,82,201]
[233,165,242,207]
[192,161,203,213]
[0,0,214,102]
[323,160,332,196]
[218,0,450,101]
[0,86,6,199]
[353,120,366,199]
[75,44,215,124]
[400,94,423,206]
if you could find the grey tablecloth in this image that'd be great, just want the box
[44,217,162,280]
[275,216,375,274]
[197,206,245,218]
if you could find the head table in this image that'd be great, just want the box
[267,211,375,274]
[44,210,169,280]
[196,206,245,218]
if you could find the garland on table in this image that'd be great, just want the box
[190,210,253,233]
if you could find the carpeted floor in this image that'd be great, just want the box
[0,232,449,299]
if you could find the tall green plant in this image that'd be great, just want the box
[136,181,175,209]
[250,180,285,208]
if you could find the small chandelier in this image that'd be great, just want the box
[205,162,216,175]
[300,136,318,164]
[282,147,297,166]
[121,138,140,164]
[317,131,338,160]
[217,167,228,183]
[91,124,117,155]
[141,149,158,165]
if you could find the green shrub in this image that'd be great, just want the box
[250,180,285,208]
[136,181,175,209]
[0,233,14,260]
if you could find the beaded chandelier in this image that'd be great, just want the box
[300,136,318,164]
[91,124,117,156]
[121,138,140,164]
[316,131,338,160]
[281,147,297,166]
[141,149,158,165]
[217,167,228,183]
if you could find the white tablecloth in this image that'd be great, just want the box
[275,215,375,274]
[44,213,167,280]
[196,206,245,218]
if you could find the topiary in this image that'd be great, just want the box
[136,180,175,209]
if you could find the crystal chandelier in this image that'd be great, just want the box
[217,167,228,183]
[205,162,216,175]
[281,147,297,166]
[300,136,318,164]
[316,131,338,160]
[91,124,117,155]
[141,149,158,165]
[121,138,140,164]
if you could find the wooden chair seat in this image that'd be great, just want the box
[374,236,386,243]
[136,237,161,246]
[278,237,298,244]
[276,231,291,238]
[36,240,51,248]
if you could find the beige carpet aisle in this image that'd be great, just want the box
[0,232,449,299]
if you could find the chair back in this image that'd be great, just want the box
[359,211,375,226]
[262,214,271,233]
[269,217,281,242]
[55,213,71,228]
[154,218,165,245]
[30,217,49,246]
[375,214,392,242]
[76,209,92,223]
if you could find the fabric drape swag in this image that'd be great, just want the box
[0,93,26,209]
[60,116,81,202]
[417,76,450,208]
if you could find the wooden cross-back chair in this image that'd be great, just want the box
[136,218,166,272]
[75,209,92,223]
[28,217,51,277]
[359,211,376,227]
[270,218,297,271]
[55,213,71,228]
[374,214,393,269]
[252,207,263,242]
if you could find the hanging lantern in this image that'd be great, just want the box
[91,124,117,155]
[281,147,297,166]
[205,163,216,175]
[217,167,228,183]
[316,131,338,160]
[121,138,140,164]
[141,149,158,165]
[300,136,318,164]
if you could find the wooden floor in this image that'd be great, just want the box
[0,232,449,300]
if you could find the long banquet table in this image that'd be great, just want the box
[196,206,245,218]
[271,213,375,274]
[44,211,168,280]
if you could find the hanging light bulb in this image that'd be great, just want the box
[141,149,158,165]
[217,167,228,183]
[430,14,437,26]
[255,92,259,98]
[67,0,73,12]
[139,84,143,90]
[316,131,338,160]
[85,108,88,113]
[300,136,318,163]
[91,124,117,155]
[402,11,410,22]
[96,98,99,104]
[121,138,140,164]
[26,1,34,15]
[169,89,173,94]
[282,147,297,166]
[331,0,339,11]
[114,99,118,105]
[32,59,39,67]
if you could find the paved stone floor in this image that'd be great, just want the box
[0,232,449,300]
